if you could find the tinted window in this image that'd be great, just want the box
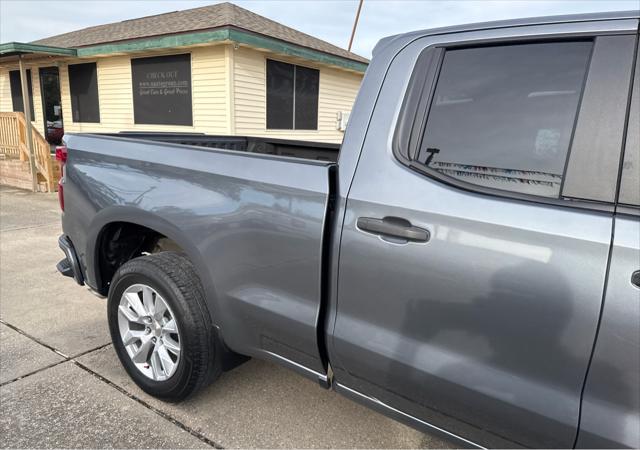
[266,59,319,130]
[68,62,100,123]
[266,60,294,129]
[294,65,319,130]
[418,42,592,198]
[131,54,193,126]
[9,69,35,120]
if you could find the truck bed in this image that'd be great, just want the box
[103,132,340,163]
[61,131,336,378]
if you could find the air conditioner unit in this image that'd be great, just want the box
[336,111,350,132]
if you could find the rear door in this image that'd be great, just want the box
[330,22,637,448]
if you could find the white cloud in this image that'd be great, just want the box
[1,0,638,58]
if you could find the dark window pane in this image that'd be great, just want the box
[294,66,319,130]
[267,59,294,129]
[39,67,63,123]
[420,41,592,198]
[68,62,100,123]
[131,54,192,126]
[9,70,35,120]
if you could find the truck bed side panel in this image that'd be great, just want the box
[62,134,331,374]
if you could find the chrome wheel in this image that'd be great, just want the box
[117,284,181,381]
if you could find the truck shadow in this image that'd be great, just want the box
[387,261,628,447]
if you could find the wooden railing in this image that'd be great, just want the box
[0,112,57,192]
[0,112,29,161]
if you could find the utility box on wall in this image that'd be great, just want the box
[336,111,350,131]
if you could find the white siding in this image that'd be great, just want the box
[60,45,229,134]
[0,68,13,113]
[233,46,363,143]
[0,43,363,144]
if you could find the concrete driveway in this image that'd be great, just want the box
[0,186,450,449]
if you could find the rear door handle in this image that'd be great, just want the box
[357,217,430,243]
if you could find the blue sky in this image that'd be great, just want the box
[1,0,638,58]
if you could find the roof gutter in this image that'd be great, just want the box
[227,28,368,72]
[0,42,77,57]
[73,27,368,72]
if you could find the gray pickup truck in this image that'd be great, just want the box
[56,11,639,449]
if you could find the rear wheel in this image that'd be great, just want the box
[107,252,221,401]
[117,283,182,381]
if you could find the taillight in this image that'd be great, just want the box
[56,145,67,211]
[55,145,67,163]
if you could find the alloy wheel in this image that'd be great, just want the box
[117,283,181,381]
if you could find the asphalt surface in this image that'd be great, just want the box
[0,185,450,448]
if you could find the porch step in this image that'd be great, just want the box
[0,159,57,192]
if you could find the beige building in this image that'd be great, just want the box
[0,2,367,144]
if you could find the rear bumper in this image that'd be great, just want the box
[57,235,84,286]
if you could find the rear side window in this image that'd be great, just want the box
[417,42,592,198]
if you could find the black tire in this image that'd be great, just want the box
[107,251,221,401]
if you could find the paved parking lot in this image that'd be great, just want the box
[0,186,449,449]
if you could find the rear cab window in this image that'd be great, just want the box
[396,34,637,208]
[418,42,592,198]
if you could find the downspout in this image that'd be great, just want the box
[18,55,38,192]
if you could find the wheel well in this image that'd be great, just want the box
[96,222,183,295]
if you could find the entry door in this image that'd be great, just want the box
[39,67,63,144]
[331,33,636,448]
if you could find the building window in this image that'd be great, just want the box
[131,54,193,126]
[68,62,100,123]
[9,69,35,120]
[417,41,592,198]
[266,59,319,130]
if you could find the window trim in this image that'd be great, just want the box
[393,33,636,212]
[617,205,640,217]
[561,35,637,203]
[615,39,640,209]
[265,58,319,131]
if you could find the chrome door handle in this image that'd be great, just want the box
[357,217,430,243]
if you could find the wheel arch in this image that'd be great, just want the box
[87,207,212,305]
